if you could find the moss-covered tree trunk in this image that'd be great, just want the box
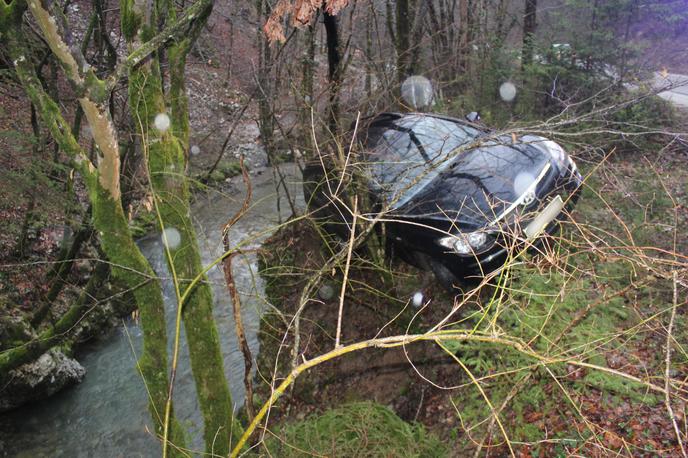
[4,0,242,452]
[2,0,186,453]
[122,0,243,453]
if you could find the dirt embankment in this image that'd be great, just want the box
[255,219,473,441]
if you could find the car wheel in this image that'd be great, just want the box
[428,259,460,292]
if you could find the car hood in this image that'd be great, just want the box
[392,138,552,228]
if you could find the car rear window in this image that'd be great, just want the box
[364,115,481,207]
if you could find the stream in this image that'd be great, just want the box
[0,164,302,457]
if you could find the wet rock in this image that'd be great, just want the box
[0,349,85,412]
[237,143,269,169]
[0,315,34,350]
[70,301,119,344]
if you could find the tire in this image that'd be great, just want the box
[428,259,461,292]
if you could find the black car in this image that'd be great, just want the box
[303,112,582,288]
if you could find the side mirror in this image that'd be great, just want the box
[466,111,480,123]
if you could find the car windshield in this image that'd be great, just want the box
[364,114,481,208]
[398,141,550,226]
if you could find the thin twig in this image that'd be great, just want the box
[665,271,687,457]
[335,196,357,349]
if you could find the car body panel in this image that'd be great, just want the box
[303,112,582,284]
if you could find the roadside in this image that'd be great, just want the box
[653,72,688,108]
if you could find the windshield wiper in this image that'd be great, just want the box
[386,124,430,161]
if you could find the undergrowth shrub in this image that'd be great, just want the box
[445,256,660,453]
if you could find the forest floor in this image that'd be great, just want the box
[1,0,687,451]
[256,121,688,457]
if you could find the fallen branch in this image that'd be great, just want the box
[231,330,670,457]
[221,157,256,422]
[665,271,687,457]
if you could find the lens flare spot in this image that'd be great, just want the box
[514,171,535,196]
[161,227,181,250]
[318,284,334,301]
[154,113,171,132]
[499,82,517,102]
[401,76,434,109]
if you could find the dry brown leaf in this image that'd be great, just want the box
[524,411,543,422]
[324,0,349,15]
[293,0,320,25]
[604,430,624,449]
[264,0,351,43]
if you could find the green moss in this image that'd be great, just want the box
[91,183,187,456]
[443,255,655,453]
[198,161,243,187]
[168,42,190,145]
[120,0,141,41]
[581,372,660,405]
[0,315,33,352]
[128,54,243,453]
[84,71,109,103]
[128,209,157,238]
[262,402,448,458]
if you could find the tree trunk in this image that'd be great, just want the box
[2,0,237,452]
[301,22,316,159]
[122,0,244,452]
[365,9,373,99]
[458,0,472,74]
[324,10,342,134]
[522,0,537,68]
[4,12,188,454]
[257,0,275,165]
[395,0,410,85]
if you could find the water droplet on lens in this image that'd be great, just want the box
[190,145,200,156]
[161,227,181,250]
[514,171,535,196]
[499,82,517,102]
[154,113,170,132]
[401,76,434,109]
[318,284,334,301]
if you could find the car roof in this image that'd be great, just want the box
[363,111,488,132]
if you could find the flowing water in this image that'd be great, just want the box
[0,165,302,457]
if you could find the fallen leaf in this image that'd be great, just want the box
[604,430,624,449]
